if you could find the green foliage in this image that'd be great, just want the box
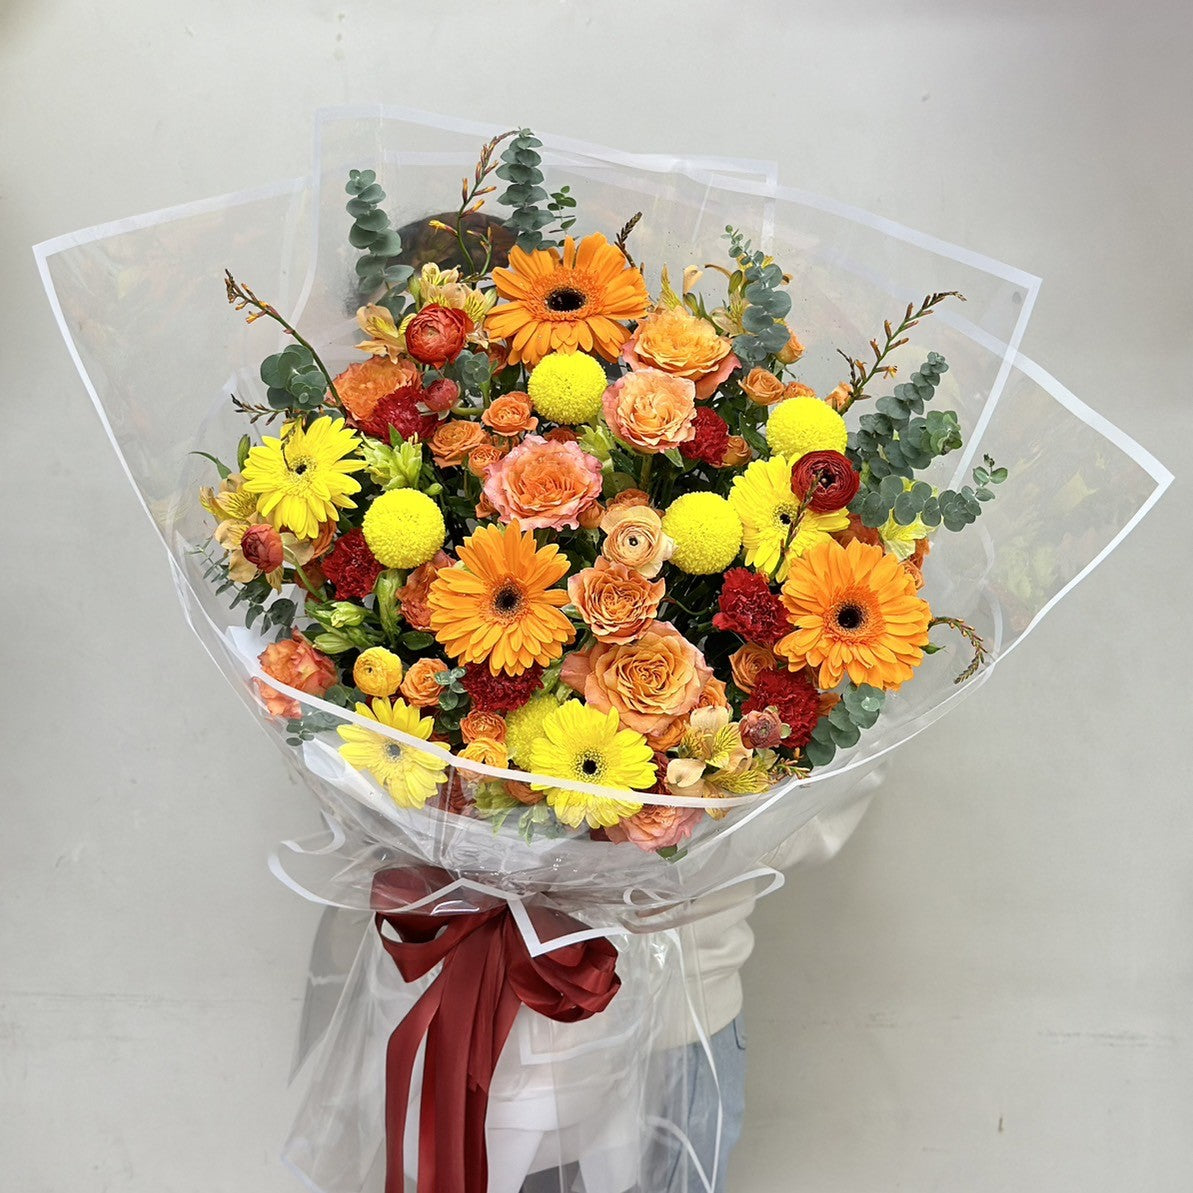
[260,342,328,412]
[345,169,414,295]
[284,708,347,746]
[723,226,791,367]
[191,450,232,480]
[803,684,885,769]
[444,349,493,398]
[496,130,556,252]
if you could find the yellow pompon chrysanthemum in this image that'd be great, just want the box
[337,697,448,808]
[661,492,743,575]
[729,455,849,581]
[242,417,365,539]
[526,701,655,829]
[427,521,574,676]
[361,488,446,569]
[775,537,932,691]
[504,693,561,767]
[486,233,650,367]
[764,396,848,460]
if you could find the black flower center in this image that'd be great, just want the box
[493,583,522,614]
[836,603,865,630]
[580,756,599,776]
[545,287,587,313]
[386,744,404,761]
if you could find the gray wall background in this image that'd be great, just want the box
[2,2,1190,1190]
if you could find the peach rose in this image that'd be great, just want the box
[482,391,538,437]
[729,643,778,693]
[458,736,508,768]
[599,504,674,579]
[776,329,806,365]
[601,369,697,454]
[605,803,704,851]
[741,367,785,406]
[468,443,508,479]
[622,307,739,400]
[783,381,818,400]
[396,550,452,631]
[568,558,665,644]
[400,657,450,708]
[692,677,729,714]
[333,356,421,422]
[722,435,752,467]
[560,621,712,736]
[256,631,337,719]
[460,710,507,744]
[607,488,651,511]
[482,435,603,531]
[430,420,489,468]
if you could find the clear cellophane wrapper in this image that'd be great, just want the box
[37,108,1170,1192]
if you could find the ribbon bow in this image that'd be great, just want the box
[371,867,621,1193]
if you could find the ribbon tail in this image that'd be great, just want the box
[385,982,444,1193]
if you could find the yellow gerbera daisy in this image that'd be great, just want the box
[426,521,574,676]
[729,455,850,581]
[775,538,932,691]
[242,417,365,539]
[526,701,655,829]
[486,233,650,367]
[336,697,447,809]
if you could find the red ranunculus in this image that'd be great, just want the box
[679,406,730,466]
[240,523,283,572]
[322,528,384,600]
[405,304,472,367]
[741,668,822,751]
[791,450,861,513]
[359,385,440,443]
[712,568,790,647]
[422,377,460,413]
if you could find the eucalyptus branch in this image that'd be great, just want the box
[928,615,988,684]
[224,271,341,406]
[615,211,643,267]
[837,291,965,412]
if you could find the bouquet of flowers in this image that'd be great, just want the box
[38,109,1170,1193]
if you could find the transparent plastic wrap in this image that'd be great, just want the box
[37,107,1171,1193]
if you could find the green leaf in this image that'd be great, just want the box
[191,450,231,480]
[401,631,435,650]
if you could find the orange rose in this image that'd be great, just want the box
[560,621,712,736]
[783,381,818,400]
[256,631,337,719]
[505,779,545,805]
[776,329,805,365]
[692,677,729,714]
[729,643,778,693]
[460,710,507,744]
[602,369,697,454]
[431,420,489,468]
[741,367,785,406]
[458,736,508,768]
[599,504,674,579]
[482,435,603,531]
[622,306,739,399]
[543,427,579,444]
[567,558,665,644]
[400,657,450,708]
[468,443,508,479]
[579,500,605,530]
[826,382,852,412]
[482,391,538,437]
[396,550,452,631]
[722,435,752,467]
[645,717,687,752]
[333,356,421,422]
[607,488,651,511]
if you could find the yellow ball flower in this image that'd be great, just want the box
[361,489,446,569]
[765,396,848,461]
[527,351,608,425]
[661,492,743,575]
[353,647,404,697]
[504,693,561,767]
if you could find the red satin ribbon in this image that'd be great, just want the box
[371,868,621,1193]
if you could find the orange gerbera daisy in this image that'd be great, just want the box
[775,538,932,691]
[486,233,650,366]
[426,521,574,676]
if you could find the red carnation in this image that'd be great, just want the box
[359,385,440,443]
[405,304,472,367]
[679,406,730,466]
[741,668,822,751]
[712,568,790,647]
[322,528,384,600]
[791,450,861,513]
[460,662,544,712]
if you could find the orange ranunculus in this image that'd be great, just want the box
[396,550,452,632]
[333,356,421,422]
[599,504,673,579]
[560,621,712,736]
[729,643,778,693]
[256,631,337,719]
[834,513,883,549]
[741,367,785,406]
[482,435,603,531]
[722,435,752,468]
[430,420,489,468]
[622,306,739,399]
[460,710,507,744]
[467,443,508,479]
[458,736,508,768]
[240,524,284,572]
[602,369,697,454]
[607,488,651,511]
[567,558,665,645]
[405,304,472,368]
[579,500,605,531]
[400,657,450,708]
[482,391,538,437]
